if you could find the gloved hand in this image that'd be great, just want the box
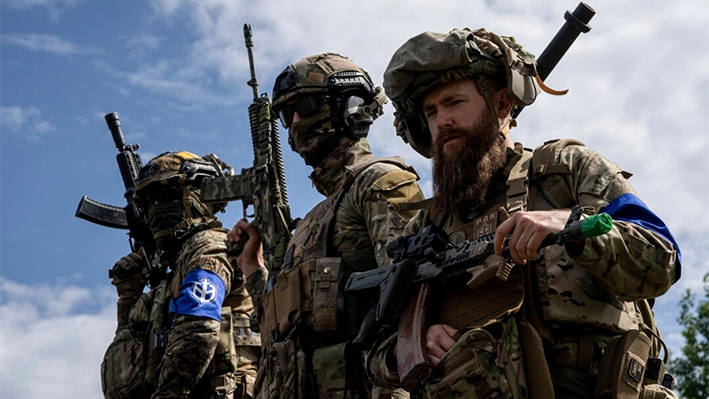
[110,248,150,299]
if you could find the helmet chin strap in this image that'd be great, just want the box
[476,75,515,141]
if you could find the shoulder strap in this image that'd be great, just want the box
[506,150,533,214]
[529,138,585,210]
[343,156,416,189]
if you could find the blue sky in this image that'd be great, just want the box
[1,0,708,398]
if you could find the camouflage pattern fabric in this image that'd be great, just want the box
[383,28,537,117]
[423,318,526,399]
[110,251,150,328]
[252,138,423,398]
[152,228,260,399]
[368,142,678,398]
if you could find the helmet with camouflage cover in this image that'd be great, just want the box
[384,28,542,158]
[271,53,387,166]
[134,151,232,259]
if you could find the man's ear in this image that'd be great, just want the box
[495,88,515,119]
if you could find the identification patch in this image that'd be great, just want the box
[473,210,498,239]
[169,269,225,321]
[627,356,645,383]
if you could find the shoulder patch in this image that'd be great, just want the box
[371,169,419,192]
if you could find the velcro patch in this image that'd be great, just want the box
[371,170,418,192]
[169,269,225,321]
[627,356,645,383]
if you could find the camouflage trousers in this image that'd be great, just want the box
[421,317,527,399]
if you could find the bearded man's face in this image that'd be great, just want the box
[422,78,507,217]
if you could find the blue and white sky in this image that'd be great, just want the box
[1,0,707,397]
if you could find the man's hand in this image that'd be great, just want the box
[228,218,265,278]
[110,248,150,299]
[494,210,571,265]
[423,324,458,367]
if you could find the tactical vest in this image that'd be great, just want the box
[432,139,644,335]
[260,157,417,347]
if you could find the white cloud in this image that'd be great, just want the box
[137,0,708,277]
[0,277,116,399]
[2,0,85,22]
[2,33,101,56]
[1,106,56,142]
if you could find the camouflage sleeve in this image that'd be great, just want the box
[244,267,267,299]
[339,162,425,267]
[154,230,235,398]
[403,208,427,236]
[366,330,402,389]
[560,145,678,300]
[153,315,221,399]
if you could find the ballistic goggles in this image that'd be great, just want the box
[277,94,329,128]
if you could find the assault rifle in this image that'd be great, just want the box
[200,24,296,291]
[346,210,612,390]
[75,113,162,285]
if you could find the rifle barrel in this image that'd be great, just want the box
[105,112,126,150]
[243,24,260,100]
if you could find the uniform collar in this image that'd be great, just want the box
[309,138,374,196]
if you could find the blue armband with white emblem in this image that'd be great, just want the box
[169,269,226,321]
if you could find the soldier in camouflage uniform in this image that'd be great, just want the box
[107,151,260,399]
[366,29,681,399]
[230,53,424,398]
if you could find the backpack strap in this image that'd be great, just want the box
[506,149,533,214]
[529,138,585,210]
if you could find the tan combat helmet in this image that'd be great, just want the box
[384,28,542,158]
[134,151,232,250]
[271,53,387,166]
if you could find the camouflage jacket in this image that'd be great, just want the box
[153,228,260,399]
[247,139,424,337]
[251,138,423,398]
[368,140,679,389]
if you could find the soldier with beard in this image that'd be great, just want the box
[366,29,682,399]
[230,53,423,398]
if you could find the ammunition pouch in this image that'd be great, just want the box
[101,327,150,399]
[261,257,345,346]
[594,329,676,399]
[253,337,308,399]
[423,317,527,399]
[102,278,170,398]
[312,341,362,398]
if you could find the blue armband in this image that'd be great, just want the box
[602,193,682,280]
[169,269,225,321]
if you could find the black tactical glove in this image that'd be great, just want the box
[110,248,150,300]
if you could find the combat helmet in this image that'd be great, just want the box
[134,151,232,256]
[384,28,559,158]
[271,53,387,166]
